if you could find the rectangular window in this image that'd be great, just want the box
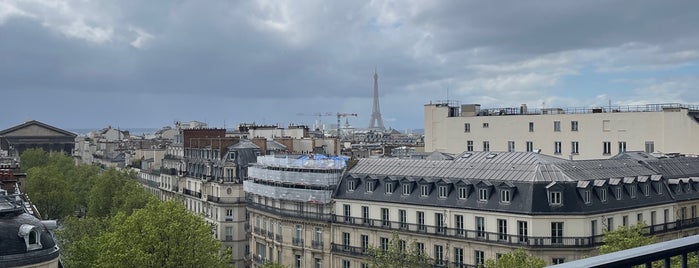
[483,141,490,152]
[529,122,534,132]
[385,183,393,194]
[399,240,406,251]
[476,216,485,238]
[342,232,350,246]
[622,215,628,226]
[435,213,445,234]
[571,121,578,131]
[500,189,511,203]
[438,186,448,198]
[554,121,561,132]
[315,258,321,268]
[454,247,464,265]
[550,191,562,205]
[343,260,350,268]
[645,141,655,153]
[643,184,650,196]
[402,184,410,195]
[343,204,351,222]
[467,140,474,151]
[296,255,302,268]
[348,180,355,191]
[508,141,515,152]
[434,245,444,265]
[518,221,528,242]
[664,209,670,223]
[692,205,696,219]
[591,220,597,237]
[657,182,663,195]
[399,209,407,229]
[551,222,563,244]
[637,213,643,223]
[600,189,607,202]
[571,141,579,154]
[584,190,591,204]
[553,258,565,265]
[483,122,489,128]
[615,187,622,200]
[416,243,424,255]
[366,181,374,192]
[554,141,562,154]
[607,217,614,231]
[603,141,611,155]
[464,123,471,133]
[497,219,508,240]
[360,234,368,251]
[380,237,388,251]
[458,187,468,199]
[651,211,657,226]
[417,211,425,231]
[420,185,429,196]
[455,215,464,236]
[381,208,390,227]
[475,250,485,267]
[618,141,627,153]
[630,186,636,198]
[362,206,369,224]
[478,188,488,201]
[526,141,534,152]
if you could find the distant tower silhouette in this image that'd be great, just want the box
[368,70,385,130]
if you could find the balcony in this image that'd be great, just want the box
[332,215,699,249]
[207,195,245,204]
[182,188,202,198]
[331,244,476,268]
[292,238,304,247]
[267,231,274,239]
[312,240,324,249]
[246,201,333,222]
[276,234,283,243]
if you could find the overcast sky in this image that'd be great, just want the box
[2,1,699,131]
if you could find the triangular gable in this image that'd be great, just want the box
[0,120,76,138]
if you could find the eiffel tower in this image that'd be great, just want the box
[368,70,385,130]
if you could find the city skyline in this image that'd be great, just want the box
[2,1,699,130]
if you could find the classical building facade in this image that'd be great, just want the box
[244,154,346,268]
[424,102,699,159]
[331,151,699,267]
[137,129,260,268]
[0,120,76,157]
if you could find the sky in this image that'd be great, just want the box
[1,0,699,131]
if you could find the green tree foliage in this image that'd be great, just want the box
[19,148,48,172]
[366,232,432,268]
[262,262,289,268]
[598,223,655,254]
[55,216,111,268]
[87,168,152,217]
[25,165,75,219]
[96,200,231,268]
[484,248,546,268]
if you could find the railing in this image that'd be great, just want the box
[182,189,202,198]
[207,195,245,204]
[330,244,476,268]
[333,215,699,249]
[224,235,233,241]
[292,238,304,246]
[267,231,274,239]
[246,201,333,222]
[137,178,160,188]
[464,103,699,117]
[276,234,283,243]
[312,240,324,249]
[549,234,699,268]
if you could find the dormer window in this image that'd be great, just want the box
[19,224,42,251]
[583,190,591,204]
[615,187,622,200]
[458,187,468,199]
[402,184,411,195]
[386,183,394,194]
[549,191,562,205]
[366,181,374,192]
[500,189,511,203]
[229,152,236,160]
[420,185,429,197]
[630,186,636,198]
[438,186,448,198]
[478,188,488,201]
[643,184,650,196]
[347,180,356,191]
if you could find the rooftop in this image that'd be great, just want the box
[430,101,699,117]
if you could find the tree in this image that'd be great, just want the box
[484,248,545,268]
[88,168,143,217]
[366,232,432,268]
[95,200,232,268]
[20,147,48,172]
[55,216,111,268]
[262,263,289,268]
[598,223,655,254]
[25,165,75,219]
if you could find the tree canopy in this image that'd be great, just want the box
[598,223,655,254]
[484,248,546,268]
[366,232,432,268]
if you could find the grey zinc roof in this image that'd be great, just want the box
[348,151,662,183]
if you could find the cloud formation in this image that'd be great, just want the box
[1,0,698,130]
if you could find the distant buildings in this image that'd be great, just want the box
[0,120,76,158]
[425,102,699,159]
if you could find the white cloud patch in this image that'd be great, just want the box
[129,26,153,49]
[0,2,34,23]
[57,19,112,43]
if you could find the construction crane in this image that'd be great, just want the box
[296,112,333,130]
[336,113,358,141]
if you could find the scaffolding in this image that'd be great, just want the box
[243,181,333,203]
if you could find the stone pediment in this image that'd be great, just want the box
[0,121,76,138]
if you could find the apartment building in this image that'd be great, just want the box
[137,129,260,268]
[425,102,699,159]
[244,154,346,268]
[331,151,699,267]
